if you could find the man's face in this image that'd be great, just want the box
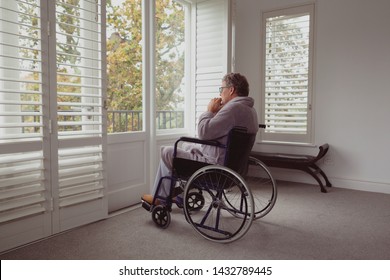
[219,82,232,105]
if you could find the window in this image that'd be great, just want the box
[105,0,189,133]
[106,0,143,133]
[156,0,187,131]
[261,4,314,143]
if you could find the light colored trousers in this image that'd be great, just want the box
[152,143,216,197]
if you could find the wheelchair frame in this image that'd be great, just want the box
[142,126,277,243]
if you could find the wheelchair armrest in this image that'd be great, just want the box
[173,137,225,158]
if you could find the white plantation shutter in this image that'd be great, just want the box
[54,0,107,230]
[0,0,107,252]
[0,0,51,251]
[194,0,231,125]
[262,4,314,143]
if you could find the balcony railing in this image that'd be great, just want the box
[107,110,184,133]
[20,110,184,133]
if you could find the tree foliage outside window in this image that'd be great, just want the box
[155,0,185,130]
[106,0,185,133]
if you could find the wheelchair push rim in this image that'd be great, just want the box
[183,165,254,243]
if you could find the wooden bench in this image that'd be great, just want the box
[250,144,332,193]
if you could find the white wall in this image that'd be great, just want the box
[234,0,390,193]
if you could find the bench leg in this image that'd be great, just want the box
[304,167,328,193]
[316,166,332,187]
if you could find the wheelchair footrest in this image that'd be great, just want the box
[142,200,152,211]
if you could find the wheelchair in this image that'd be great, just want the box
[142,126,277,243]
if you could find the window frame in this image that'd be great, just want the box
[260,4,315,144]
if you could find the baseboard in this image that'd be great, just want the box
[268,168,390,194]
[327,177,390,194]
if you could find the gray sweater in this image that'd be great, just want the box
[197,96,258,164]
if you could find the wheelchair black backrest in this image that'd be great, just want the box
[172,126,256,179]
[224,127,256,175]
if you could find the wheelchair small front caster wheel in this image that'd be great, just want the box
[151,205,171,229]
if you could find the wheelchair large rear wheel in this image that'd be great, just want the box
[245,156,277,219]
[183,165,254,243]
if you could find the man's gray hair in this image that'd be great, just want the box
[222,73,249,96]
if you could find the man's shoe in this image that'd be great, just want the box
[141,194,160,205]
